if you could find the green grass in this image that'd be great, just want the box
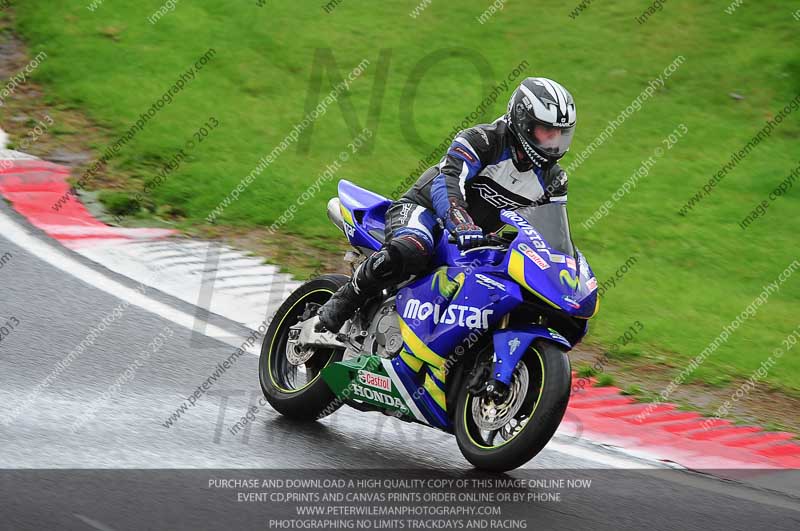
[97,190,139,217]
[10,1,800,394]
[621,384,644,396]
[595,374,616,388]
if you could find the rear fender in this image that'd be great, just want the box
[491,326,571,386]
[338,180,390,251]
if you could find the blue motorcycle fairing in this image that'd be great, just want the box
[491,326,571,386]
[499,209,599,319]
[395,265,523,372]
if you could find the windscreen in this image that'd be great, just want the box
[515,203,575,257]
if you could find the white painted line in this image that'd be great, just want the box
[0,208,260,355]
[382,358,428,423]
[202,258,267,269]
[119,240,208,251]
[544,438,663,469]
[214,273,277,283]
[36,224,173,238]
[0,148,37,160]
[73,514,117,531]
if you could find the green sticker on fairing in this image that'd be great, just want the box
[321,355,411,415]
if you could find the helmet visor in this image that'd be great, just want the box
[525,124,574,158]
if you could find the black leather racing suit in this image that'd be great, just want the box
[388,116,568,264]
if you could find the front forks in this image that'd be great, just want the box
[467,314,513,400]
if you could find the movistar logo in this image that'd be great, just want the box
[560,269,579,289]
[402,299,494,330]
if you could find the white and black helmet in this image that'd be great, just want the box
[506,77,576,170]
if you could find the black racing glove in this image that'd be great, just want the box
[445,199,485,250]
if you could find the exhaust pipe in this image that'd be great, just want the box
[326,197,345,233]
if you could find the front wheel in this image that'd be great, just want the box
[259,274,349,421]
[454,341,571,472]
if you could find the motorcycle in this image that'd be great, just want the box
[259,179,599,471]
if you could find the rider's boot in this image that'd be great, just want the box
[317,248,400,333]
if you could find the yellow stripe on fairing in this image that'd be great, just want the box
[593,294,601,316]
[400,351,424,372]
[508,250,561,309]
[424,374,447,411]
[430,367,446,385]
[340,204,354,225]
[399,319,445,369]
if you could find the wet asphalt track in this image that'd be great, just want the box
[0,204,798,530]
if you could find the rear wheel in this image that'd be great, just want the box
[259,274,349,420]
[454,341,571,472]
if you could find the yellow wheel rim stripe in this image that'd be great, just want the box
[267,289,333,394]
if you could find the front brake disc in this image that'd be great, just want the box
[471,362,529,431]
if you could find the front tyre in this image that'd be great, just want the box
[454,341,571,472]
[259,274,349,421]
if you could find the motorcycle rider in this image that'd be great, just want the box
[318,77,576,333]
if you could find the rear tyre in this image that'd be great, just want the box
[259,274,349,421]
[454,340,571,472]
